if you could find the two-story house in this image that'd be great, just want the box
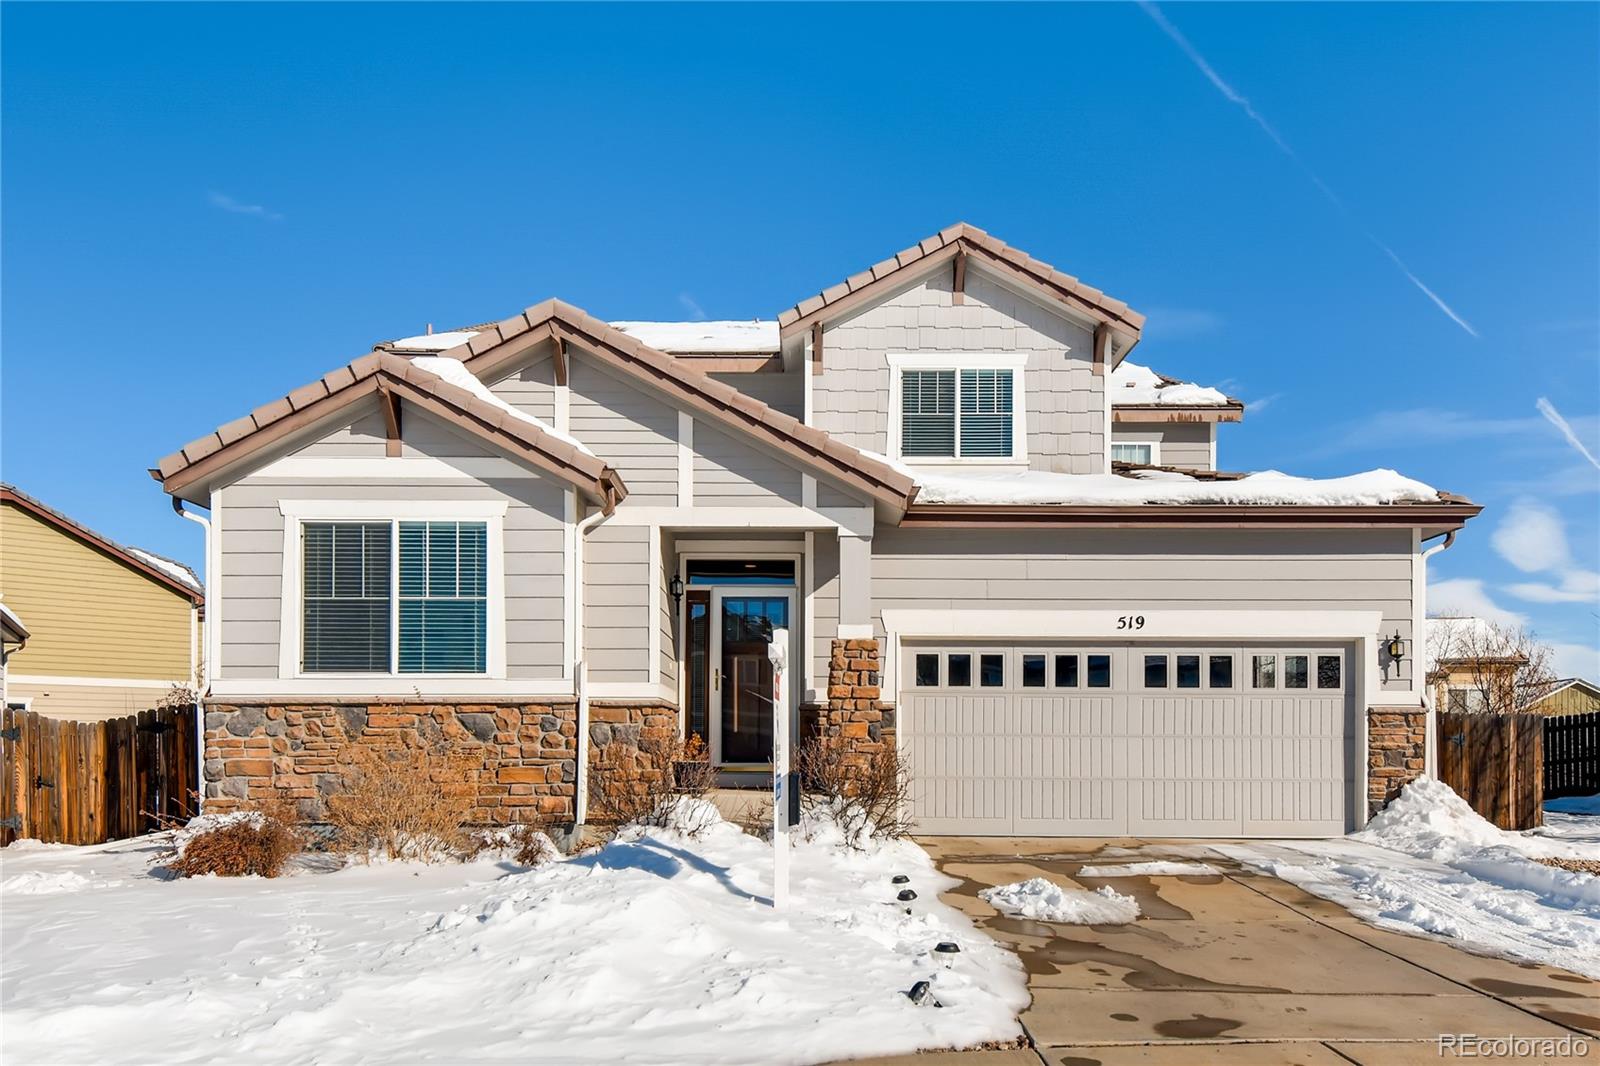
[151,224,1479,836]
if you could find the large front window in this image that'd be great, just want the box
[302,520,488,674]
[898,365,1019,460]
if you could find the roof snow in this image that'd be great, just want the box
[1110,361,1231,407]
[406,356,595,457]
[125,549,202,593]
[385,331,480,352]
[0,600,28,639]
[611,321,779,354]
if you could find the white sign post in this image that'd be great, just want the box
[768,626,790,910]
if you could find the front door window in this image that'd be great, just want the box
[717,593,789,765]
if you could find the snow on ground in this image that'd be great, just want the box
[408,355,595,457]
[0,809,1026,1065]
[1546,793,1600,817]
[1217,778,1600,979]
[1108,361,1230,406]
[979,878,1140,924]
[1077,861,1221,878]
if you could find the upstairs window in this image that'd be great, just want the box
[893,357,1025,462]
[1110,442,1158,465]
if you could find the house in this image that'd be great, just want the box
[150,223,1480,836]
[1,485,204,720]
[1523,678,1600,717]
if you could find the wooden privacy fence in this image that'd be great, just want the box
[1435,711,1543,830]
[1545,710,1600,800]
[0,704,197,846]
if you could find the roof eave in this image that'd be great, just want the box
[897,502,1483,532]
[1112,404,1245,424]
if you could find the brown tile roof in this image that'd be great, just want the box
[1,484,204,603]
[776,222,1146,345]
[151,353,627,511]
[431,299,919,511]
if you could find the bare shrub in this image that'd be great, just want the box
[588,731,716,838]
[1426,615,1558,714]
[168,795,303,878]
[796,736,913,848]
[325,743,477,862]
[508,821,560,867]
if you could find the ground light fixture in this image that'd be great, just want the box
[891,874,910,884]
[905,980,939,1007]
[1386,631,1406,666]
[897,889,917,902]
[934,942,961,969]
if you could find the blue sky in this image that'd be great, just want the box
[3,3,1596,674]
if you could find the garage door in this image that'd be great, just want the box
[902,644,1353,837]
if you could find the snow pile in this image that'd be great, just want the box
[980,877,1140,924]
[1109,362,1230,406]
[613,320,780,353]
[1,807,1026,1064]
[1077,861,1221,877]
[1,869,102,895]
[125,548,201,591]
[1218,777,1600,979]
[1547,794,1600,817]
[408,355,595,456]
[387,330,480,351]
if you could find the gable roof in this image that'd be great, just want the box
[1,484,204,604]
[431,299,918,511]
[777,223,1145,354]
[151,353,628,511]
[1523,677,1600,707]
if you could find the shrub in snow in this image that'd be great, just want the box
[474,822,562,868]
[796,737,912,849]
[325,743,478,862]
[980,877,1140,924]
[589,732,717,838]
[168,798,301,879]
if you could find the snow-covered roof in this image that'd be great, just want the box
[407,356,595,457]
[0,599,28,642]
[1109,361,1232,407]
[388,321,782,356]
[386,330,480,352]
[125,548,201,593]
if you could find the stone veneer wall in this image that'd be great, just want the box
[1367,706,1427,817]
[803,638,896,768]
[204,700,677,825]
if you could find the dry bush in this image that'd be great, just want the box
[325,743,477,862]
[796,735,913,848]
[588,731,717,838]
[508,821,560,867]
[168,795,303,878]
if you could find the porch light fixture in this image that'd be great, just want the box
[1386,631,1406,666]
[669,574,685,611]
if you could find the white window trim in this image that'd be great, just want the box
[1109,437,1162,466]
[887,352,1029,467]
[277,499,508,681]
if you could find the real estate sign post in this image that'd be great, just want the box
[769,626,790,910]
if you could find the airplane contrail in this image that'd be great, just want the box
[1139,1,1479,338]
[1537,397,1600,472]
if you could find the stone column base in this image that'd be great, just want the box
[1367,706,1427,817]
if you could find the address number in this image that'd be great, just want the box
[1116,615,1146,630]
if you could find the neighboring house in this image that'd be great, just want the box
[0,485,204,720]
[1523,678,1600,718]
[1423,614,1559,715]
[151,223,1480,836]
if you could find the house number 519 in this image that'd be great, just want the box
[1116,615,1146,630]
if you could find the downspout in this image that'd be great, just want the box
[173,496,211,814]
[571,505,612,829]
[1418,530,1457,779]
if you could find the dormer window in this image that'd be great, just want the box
[889,353,1027,464]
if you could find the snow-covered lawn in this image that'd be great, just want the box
[1217,778,1600,979]
[0,809,1027,1065]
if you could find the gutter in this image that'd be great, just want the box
[173,496,211,814]
[571,505,612,829]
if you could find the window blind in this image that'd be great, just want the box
[302,523,391,672]
[900,369,956,456]
[958,368,1013,457]
[1111,442,1153,465]
[399,521,488,673]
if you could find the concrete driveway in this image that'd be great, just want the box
[852,837,1599,1065]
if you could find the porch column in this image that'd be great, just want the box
[824,529,891,771]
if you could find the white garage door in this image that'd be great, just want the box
[902,643,1353,837]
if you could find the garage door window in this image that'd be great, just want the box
[980,654,1004,687]
[1209,654,1234,689]
[1022,654,1046,687]
[1285,655,1310,689]
[1087,654,1112,688]
[914,653,939,687]
[1317,655,1342,689]
[1054,654,1078,688]
[1176,654,1201,688]
[1144,654,1168,688]
[1252,654,1276,689]
[948,654,972,687]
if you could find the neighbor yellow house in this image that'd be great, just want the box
[1,485,203,721]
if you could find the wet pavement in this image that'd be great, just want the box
[845,837,1600,1065]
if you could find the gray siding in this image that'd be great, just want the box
[811,534,840,693]
[709,371,803,420]
[815,265,1104,473]
[217,408,567,681]
[486,353,557,424]
[569,360,679,505]
[660,529,677,687]
[1112,423,1213,471]
[870,528,1418,693]
[692,424,804,508]
[583,522,650,683]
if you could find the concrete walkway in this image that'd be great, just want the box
[848,837,1599,1065]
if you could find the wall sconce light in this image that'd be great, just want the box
[669,574,685,611]
[1386,631,1406,666]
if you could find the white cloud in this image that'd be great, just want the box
[1244,392,1282,414]
[1505,580,1599,604]
[1537,397,1600,472]
[1491,499,1571,573]
[207,191,282,221]
[677,293,707,321]
[1550,642,1600,680]
[1427,577,1528,628]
